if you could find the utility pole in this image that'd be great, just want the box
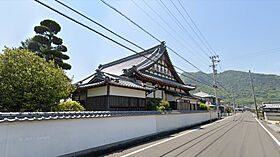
[249,70,259,119]
[232,88,236,114]
[210,55,220,118]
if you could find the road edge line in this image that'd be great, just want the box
[121,129,197,157]
[255,118,280,147]
[121,116,233,157]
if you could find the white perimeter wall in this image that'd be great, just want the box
[0,111,217,157]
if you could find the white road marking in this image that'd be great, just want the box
[121,129,197,157]
[255,118,280,147]
[121,115,235,157]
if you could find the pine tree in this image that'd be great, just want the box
[28,19,71,70]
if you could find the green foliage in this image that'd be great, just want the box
[19,38,32,50]
[0,48,76,112]
[181,70,280,107]
[157,99,171,111]
[200,102,207,110]
[147,98,161,111]
[28,19,71,70]
[54,101,85,111]
[147,98,171,111]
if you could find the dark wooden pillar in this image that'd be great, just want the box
[107,84,110,110]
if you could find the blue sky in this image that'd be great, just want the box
[1,0,280,82]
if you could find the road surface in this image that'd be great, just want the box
[106,112,280,157]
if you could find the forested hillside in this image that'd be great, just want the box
[181,70,280,106]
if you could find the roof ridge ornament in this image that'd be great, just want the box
[98,64,103,69]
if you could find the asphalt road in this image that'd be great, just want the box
[106,112,280,157]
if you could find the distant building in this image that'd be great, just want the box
[262,102,280,121]
[193,91,221,108]
[73,42,200,111]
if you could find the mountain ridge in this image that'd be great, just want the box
[181,70,280,106]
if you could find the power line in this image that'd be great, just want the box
[157,0,210,58]
[55,0,144,51]
[34,0,138,54]
[174,1,232,95]
[166,0,231,94]
[100,0,209,76]
[54,0,212,86]
[169,0,215,56]
[41,0,231,98]
[157,0,225,88]
[36,0,213,89]
[99,0,232,95]
[99,0,161,43]
[141,0,205,60]
[139,0,210,65]
[177,0,217,56]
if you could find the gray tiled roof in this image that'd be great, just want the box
[77,72,155,91]
[0,110,208,123]
[100,43,164,75]
[76,42,196,91]
[193,91,215,98]
[139,72,196,89]
[262,103,280,109]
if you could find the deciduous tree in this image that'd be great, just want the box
[0,48,75,112]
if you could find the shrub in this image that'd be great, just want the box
[54,100,85,111]
[147,98,171,111]
[147,98,161,111]
[200,102,207,110]
[0,48,75,112]
[157,99,172,111]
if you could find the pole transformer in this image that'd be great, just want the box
[210,55,220,118]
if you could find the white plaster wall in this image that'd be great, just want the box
[0,111,218,157]
[166,94,176,101]
[87,86,107,97]
[155,90,163,99]
[147,92,154,98]
[110,86,145,98]
[155,112,214,132]
[0,116,157,157]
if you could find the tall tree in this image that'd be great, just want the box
[0,48,75,112]
[28,19,71,70]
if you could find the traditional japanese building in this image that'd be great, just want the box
[73,42,200,111]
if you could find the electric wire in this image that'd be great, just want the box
[177,0,218,56]
[55,0,143,51]
[37,0,232,100]
[35,0,213,88]
[99,0,232,98]
[99,0,212,82]
[138,0,210,65]
[54,0,212,87]
[157,0,210,58]
[169,0,215,56]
